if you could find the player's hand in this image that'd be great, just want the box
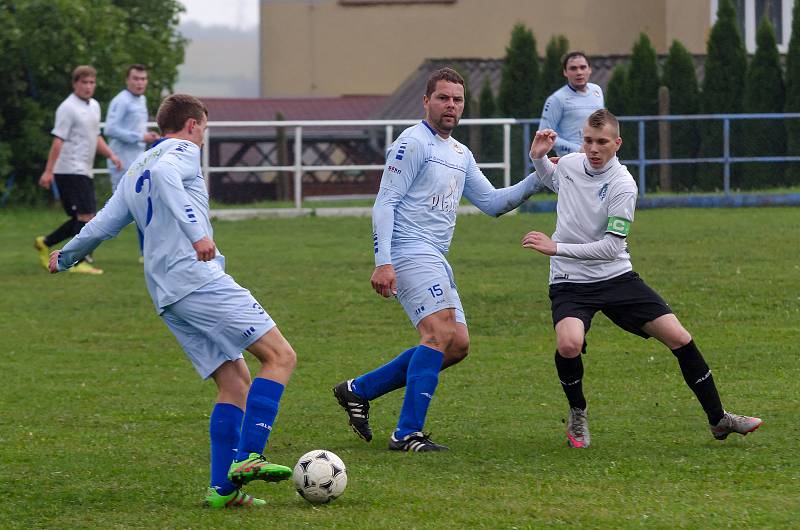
[530,129,558,160]
[38,171,53,190]
[371,264,397,298]
[49,250,61,273]
[522,231,557,256]
[144,131,159,143]
[192,236,216,261]
[110,154,123,170]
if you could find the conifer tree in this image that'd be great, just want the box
[498,24,541,177]
[700,0,747,188]
[626,33,660,187]
[542,35,570,97]
[479,77,503,186]
[743,16,785,189]
[784,0,800,183]
[662,40,700,190]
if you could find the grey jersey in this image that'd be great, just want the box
[533,153,637,284]
[58,138,225,313]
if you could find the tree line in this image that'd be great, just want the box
[474,0,800,191]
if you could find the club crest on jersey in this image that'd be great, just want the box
[451,142,463,155]
[598,183,609,201]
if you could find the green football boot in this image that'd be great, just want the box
[204,487,266,509]
[227,453,292,486]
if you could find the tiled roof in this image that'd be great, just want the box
[374,55,706,119]
[201,95,389,122]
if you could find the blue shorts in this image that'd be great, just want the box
[394,249,466,328]
[160,275,276,379]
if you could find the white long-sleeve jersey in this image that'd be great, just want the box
[58,138,225,313]
[532,153,637,284]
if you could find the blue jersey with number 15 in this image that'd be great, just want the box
[58,137,226,313]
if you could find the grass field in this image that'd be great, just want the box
[1,206,798,529]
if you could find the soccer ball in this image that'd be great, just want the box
[292,449,347,504]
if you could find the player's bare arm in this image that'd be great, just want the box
[521,231,557,256]
[97,136,122,170]
[370,264,397,298]
[38,137,64,189]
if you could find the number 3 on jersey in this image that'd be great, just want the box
[135,169,153,227]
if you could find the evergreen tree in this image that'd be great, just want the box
[743,16,785,189]
[784,0,800,183]
[605,64,636,165]
[662,40,700,190]
[479,77,503,186]
[700,0,747,189]
[498,24,542,178]
[542,35,569,97]
[626,33,660,188]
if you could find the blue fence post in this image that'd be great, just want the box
[638,119,646,197]
[723,118,731,195]
[523,122,531,176]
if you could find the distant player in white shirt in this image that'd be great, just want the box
[334,67,542,452]
[105,64,159,191]
[49,94,297,509]
[524,109,762,448]
[35,65,122,275]
[539,52,604,156]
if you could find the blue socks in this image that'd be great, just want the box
[209,403,243,495]
[235,377,284,462]
[352,346,416,400]
[395,345,444,439]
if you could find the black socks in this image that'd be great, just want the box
[45,218,85,247]
[672,340,724,425]
[555,350,587,410]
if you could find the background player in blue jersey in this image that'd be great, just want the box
[48,94,297,508]
[105,64,160,192]
[539,52,604,156]
[104,64,160,261]
[334,68,542,452]
[523,110,762,448]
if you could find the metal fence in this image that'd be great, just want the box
[91,113,800,208]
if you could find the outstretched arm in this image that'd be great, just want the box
[51,191,133,272]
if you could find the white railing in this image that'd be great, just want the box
[96,118,514,208]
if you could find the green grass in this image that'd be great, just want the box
[1,206,797,529]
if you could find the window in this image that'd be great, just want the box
[711,0,792,53]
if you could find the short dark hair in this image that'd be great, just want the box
[562,51,589,71]
[586,108,619,136]
[425,67,465,97]
[156,94,208,134]
[72,65,97,83]
[127,64,147,77]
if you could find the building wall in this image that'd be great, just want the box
[260,0,712,97]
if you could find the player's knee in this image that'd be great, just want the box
[272,343,297,373]
[556,338,583,358]
[444,337,469,367]
[421,325,456,351]
[77,213,94,222]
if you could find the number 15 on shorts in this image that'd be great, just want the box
[427,283,444,297]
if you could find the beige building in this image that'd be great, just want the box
[260,0,793,98]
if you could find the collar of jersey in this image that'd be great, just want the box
[421,120,438,136]
[583,156,618,176]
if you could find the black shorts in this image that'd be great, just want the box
[549,271,672,340]
[55,173,96,216]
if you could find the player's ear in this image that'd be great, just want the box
[615,137,622,151]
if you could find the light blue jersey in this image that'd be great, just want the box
[58,137,225,313]
[540,83,604,156]
[373,120,540,266]
[105,89,149,190]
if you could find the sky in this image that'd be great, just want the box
[175,0,260,97]
[179,0,259,30]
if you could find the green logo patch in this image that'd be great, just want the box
[606,216,631,236]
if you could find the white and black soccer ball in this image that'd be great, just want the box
[292,449,347,504]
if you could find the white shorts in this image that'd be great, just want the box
[394,249,466,328]
[160,274,276,379]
